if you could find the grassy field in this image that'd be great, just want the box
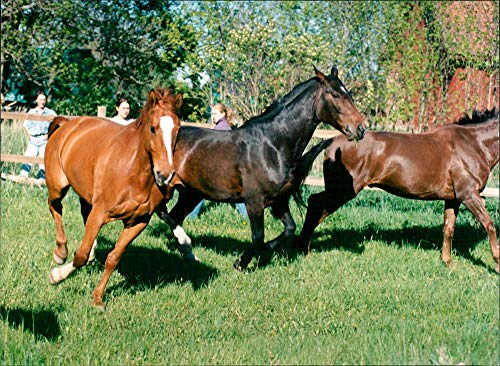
[1,178,498,365]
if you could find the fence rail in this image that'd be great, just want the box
[1,111,498,198]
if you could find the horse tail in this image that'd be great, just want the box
[292,137,334,207]
[48,116,70,139]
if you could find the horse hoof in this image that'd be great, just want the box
[267,240,280,250]
[92,293,106,311]
[233,259,247,271]
[183,252,201,263]
[48,268,62,285]
[53,252,66,265]
[233,259,242,271]
[93,302,106,312]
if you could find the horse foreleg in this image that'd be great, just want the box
[92,222,148,310]
[266,202,296,250]
[234,204,265,270]
[442,200,460,267]
[462,194,499,273]
[297,189,355,254]
[156,203,199,263]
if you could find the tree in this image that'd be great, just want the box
[176,1,332,122]
[1,0,197,116]
[176,1,391,124]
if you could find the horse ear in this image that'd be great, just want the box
[331,66,338,77]
[313,65,328,85]
[175,93,183,110]
[147,89,157,105]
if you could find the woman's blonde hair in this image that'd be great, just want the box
[212,103,233,127]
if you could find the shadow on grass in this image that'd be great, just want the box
[311,221,495,272]
[94,237,219,295]
[146,217,496,273]
[148,221,311,270]
[0,305,61,341]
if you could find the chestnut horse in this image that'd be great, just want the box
[45,88,183,309]
[157,66,366,270]
[297,109,499,272]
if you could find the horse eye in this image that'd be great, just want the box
[332,92,341,99]
[150,126,156,134]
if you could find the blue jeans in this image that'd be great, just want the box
[20,138,47,179]
[188,200,248,219]
[188,200,205,219]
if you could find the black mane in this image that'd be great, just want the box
[242,77,318,127]
[455,108,498,125]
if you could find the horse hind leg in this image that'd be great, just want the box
[266,201,296,250]
[47,184,70,264]
[234,203,265,270]
[80,198,97,264]
[49,207,105,285]
[462,194,499,273]
[442,200,460,267]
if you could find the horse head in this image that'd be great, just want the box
[138,87,182,187]
[313,65,366,141]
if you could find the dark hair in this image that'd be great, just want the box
[115,97,130,108]
[36,90,47,98]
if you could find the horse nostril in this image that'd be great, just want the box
[357,125,365,139]
[154,170,166,186]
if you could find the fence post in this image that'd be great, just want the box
[97,106,106,118]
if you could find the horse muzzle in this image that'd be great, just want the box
[154,169,175,187]
[346,124,366,141]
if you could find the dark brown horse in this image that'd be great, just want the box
[45,88,183,309]
[157,66,366,270]
[297,109,499,272]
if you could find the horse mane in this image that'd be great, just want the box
[455,108,498,125]
[134,87,177,127]
[243,77,318,127]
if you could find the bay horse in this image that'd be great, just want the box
[297,109,499,272]
[45,87,184,309]
[157,66,366,270]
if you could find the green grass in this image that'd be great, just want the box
[0,180,498,365]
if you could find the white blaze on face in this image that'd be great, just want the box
[160,116,175,165]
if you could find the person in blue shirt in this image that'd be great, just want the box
[19,90,57,181]
[188,103,248,219]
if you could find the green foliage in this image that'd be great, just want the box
[177,1,387,122]
[1,0,196,116]
[1,183,498,364]
[2,1,498,126]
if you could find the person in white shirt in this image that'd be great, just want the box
[110,97,133,125]
[19,90,57,181]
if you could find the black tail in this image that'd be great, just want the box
[48,116,70,139]
[291,138,333,207]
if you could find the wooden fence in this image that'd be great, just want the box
[1,110,498,198]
